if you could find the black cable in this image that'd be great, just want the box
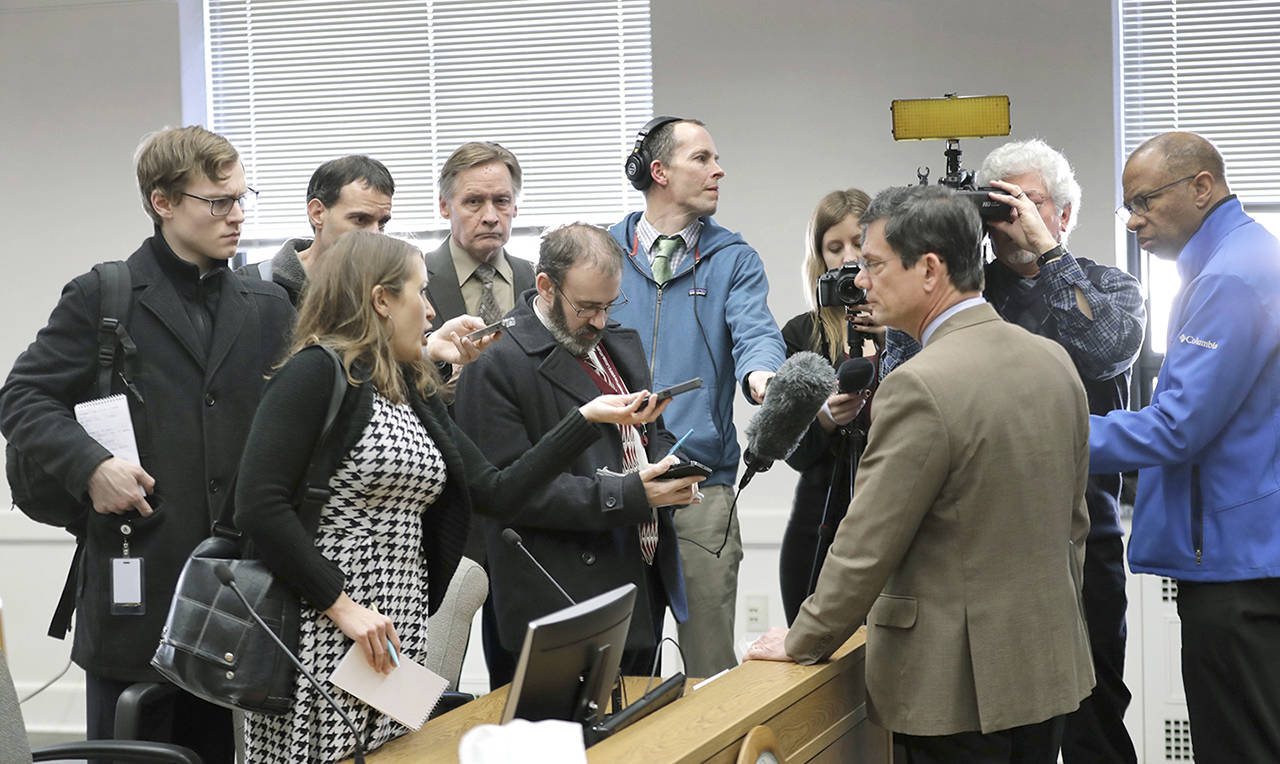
[676,484,742,558]
[643,636,687,696]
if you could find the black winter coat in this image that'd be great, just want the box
[453,292,687,653]
[0,235,295,681]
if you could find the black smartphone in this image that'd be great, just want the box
[657,460,712,480]
[463,316,516,341]
[642,377,702,406]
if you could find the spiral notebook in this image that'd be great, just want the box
[74,394,140,464]
[329,644,448,731]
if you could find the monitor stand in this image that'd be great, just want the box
[576,660,687,747]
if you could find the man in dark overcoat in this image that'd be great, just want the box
[0,125,294,761]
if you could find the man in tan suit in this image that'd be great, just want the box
[748,185,1094,763]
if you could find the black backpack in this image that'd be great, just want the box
[5,261,136,529]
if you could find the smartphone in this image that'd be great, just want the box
[657,460,713,480]
[463,316,516,342]
[642,377,702,406]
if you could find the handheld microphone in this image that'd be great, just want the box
[740,352,836,489]
[837,357,875,394]
[501,529,575,606]
[214,564,366,764]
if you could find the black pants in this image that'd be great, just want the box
[1062,533,1137,764]
[895,714,1066,764]
[86,673,233,764]
[1177,577,1280,763]
[481,592,517,692]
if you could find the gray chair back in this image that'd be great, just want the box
[0,647,35,764]
[422,556,488,690]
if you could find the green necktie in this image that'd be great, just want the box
[651,235,681,285]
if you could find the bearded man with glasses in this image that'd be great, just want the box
[0,125,293,761]
[1091,131,1280,763]
[454,223,702,688]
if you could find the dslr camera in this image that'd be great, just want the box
[816,263,866,307]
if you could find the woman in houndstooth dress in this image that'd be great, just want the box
[235,231,670,761]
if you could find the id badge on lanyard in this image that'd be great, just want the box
[110,520,145,616]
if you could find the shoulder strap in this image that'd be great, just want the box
[92,261,135,397]
[295,346,349,535]
[49,262,135,639]
[257,258,273,281]
[212,344,349,537]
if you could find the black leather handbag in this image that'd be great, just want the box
[151,345,348,714]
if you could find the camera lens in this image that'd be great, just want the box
[836,278,866,305]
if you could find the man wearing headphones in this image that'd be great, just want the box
[609,117,785,677]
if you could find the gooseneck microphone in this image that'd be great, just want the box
[501,528,575,606]
[214,564,366,764]
[837,357,875,394]
[740,352,837,489]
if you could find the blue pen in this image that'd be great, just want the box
[664,428,694,460]
[371,605,400,668]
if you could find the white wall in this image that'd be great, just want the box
[2,0,1120,735]
[1,0,183,734]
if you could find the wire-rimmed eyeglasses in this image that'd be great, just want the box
[553,282,629,318]
[182,188,259,216]
[1116,175,1196,224]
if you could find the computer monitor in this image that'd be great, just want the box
[500,584,637,726]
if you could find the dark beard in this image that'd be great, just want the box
[547,293,603,357]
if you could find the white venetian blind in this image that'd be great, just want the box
[1121,0,1280,204]
[207,0,652,241]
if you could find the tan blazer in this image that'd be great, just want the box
[786,303,1094,736]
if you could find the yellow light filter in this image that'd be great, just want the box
[891,95,1011,141]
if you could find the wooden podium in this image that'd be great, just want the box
[351,628,891,763]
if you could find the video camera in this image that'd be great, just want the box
[891,94,1013,223]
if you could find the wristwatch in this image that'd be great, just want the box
[1036,244,1067,269]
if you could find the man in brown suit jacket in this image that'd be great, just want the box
[748,185,1094,763]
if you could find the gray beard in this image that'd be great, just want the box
[1002,248,1038,266]
[547,294,604,357]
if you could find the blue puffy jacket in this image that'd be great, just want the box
[609,213,785,487]
[1090,197,1280,581]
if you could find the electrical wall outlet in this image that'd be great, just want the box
[745,595,769,632]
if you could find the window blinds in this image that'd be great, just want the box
[1121,0,1280,204]
[207,0,653,240]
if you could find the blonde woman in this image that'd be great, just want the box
[779,188,880,624]
[235,231,665,761]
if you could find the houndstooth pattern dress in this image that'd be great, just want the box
[245,393,448,762]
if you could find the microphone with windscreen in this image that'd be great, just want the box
[740,352,837,489]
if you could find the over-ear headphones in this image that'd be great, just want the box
[624,116,684,191]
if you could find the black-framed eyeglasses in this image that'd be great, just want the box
[1116,175,1196,222]
[182,188,258,216]
[553,282,628,318]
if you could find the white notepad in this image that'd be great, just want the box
[74,394,140,464]
[329,644,448,731]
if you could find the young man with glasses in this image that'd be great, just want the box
[0,125,294,760]
[454,223,703,687]
[879,139,1145,764]
[1092,132,1280,763]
